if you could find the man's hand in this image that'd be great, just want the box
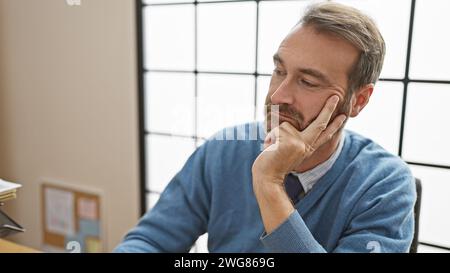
[253,95,346,184]
[252,95,346,233]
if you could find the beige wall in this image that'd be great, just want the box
[0,0,140,251]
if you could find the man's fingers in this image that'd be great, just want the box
[264,125,280,150]
[315,114,347,147]
[264,122,295,151]
[302,95,340,143]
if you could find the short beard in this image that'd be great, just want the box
[264,92,352,134]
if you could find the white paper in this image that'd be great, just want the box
[77,197,98,220]
[45,188,75,236]
[0,179,22,194]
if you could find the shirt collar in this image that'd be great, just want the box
[291,131,346,194]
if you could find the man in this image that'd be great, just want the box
[115,2,416,253]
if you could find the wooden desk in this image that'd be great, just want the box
[0,239,40,253]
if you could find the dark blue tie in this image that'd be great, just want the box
[284,173,304,204]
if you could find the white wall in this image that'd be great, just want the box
[0,0,140,251]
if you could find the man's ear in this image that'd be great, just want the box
[349,83,374,118]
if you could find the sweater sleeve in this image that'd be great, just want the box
[333,175,416,253]
[260,211,326,253]
[114,145,210,253]
[260,175,416,253]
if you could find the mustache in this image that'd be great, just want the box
[265,103,305,130]
[265,103,303,119]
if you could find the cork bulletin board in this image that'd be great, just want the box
[42,182,103,253]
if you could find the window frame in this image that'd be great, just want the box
[136,0,450,252]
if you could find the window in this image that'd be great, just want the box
[138,0,450,252]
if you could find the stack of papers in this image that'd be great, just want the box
[0,179,24,238]
[0,179,22,203]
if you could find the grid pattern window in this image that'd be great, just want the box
[138,0,450,253]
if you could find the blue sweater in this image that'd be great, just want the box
[115,123,416,253]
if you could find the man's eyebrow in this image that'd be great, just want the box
[298,68,330,84]
[273,53,283,64]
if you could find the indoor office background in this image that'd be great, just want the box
[140,0,450,253]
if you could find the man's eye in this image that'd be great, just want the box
[300,79,318,88]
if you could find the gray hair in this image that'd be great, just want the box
[298,2,386,94]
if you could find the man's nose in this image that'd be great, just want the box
[270,77,295,105]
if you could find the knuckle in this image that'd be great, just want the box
[306,143,315,154]
[280,122,290,129]
[316,122,328,131]
[327,134,333,142]
[301,142,315,156]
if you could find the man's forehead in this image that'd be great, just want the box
[276,25,359,83]
[276,27,328,65]
[282,24,314,45]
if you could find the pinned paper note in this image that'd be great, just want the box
[77,197,98,220]
[45,188,75,236]
[78,219,100,237]
[85,237,101,253]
